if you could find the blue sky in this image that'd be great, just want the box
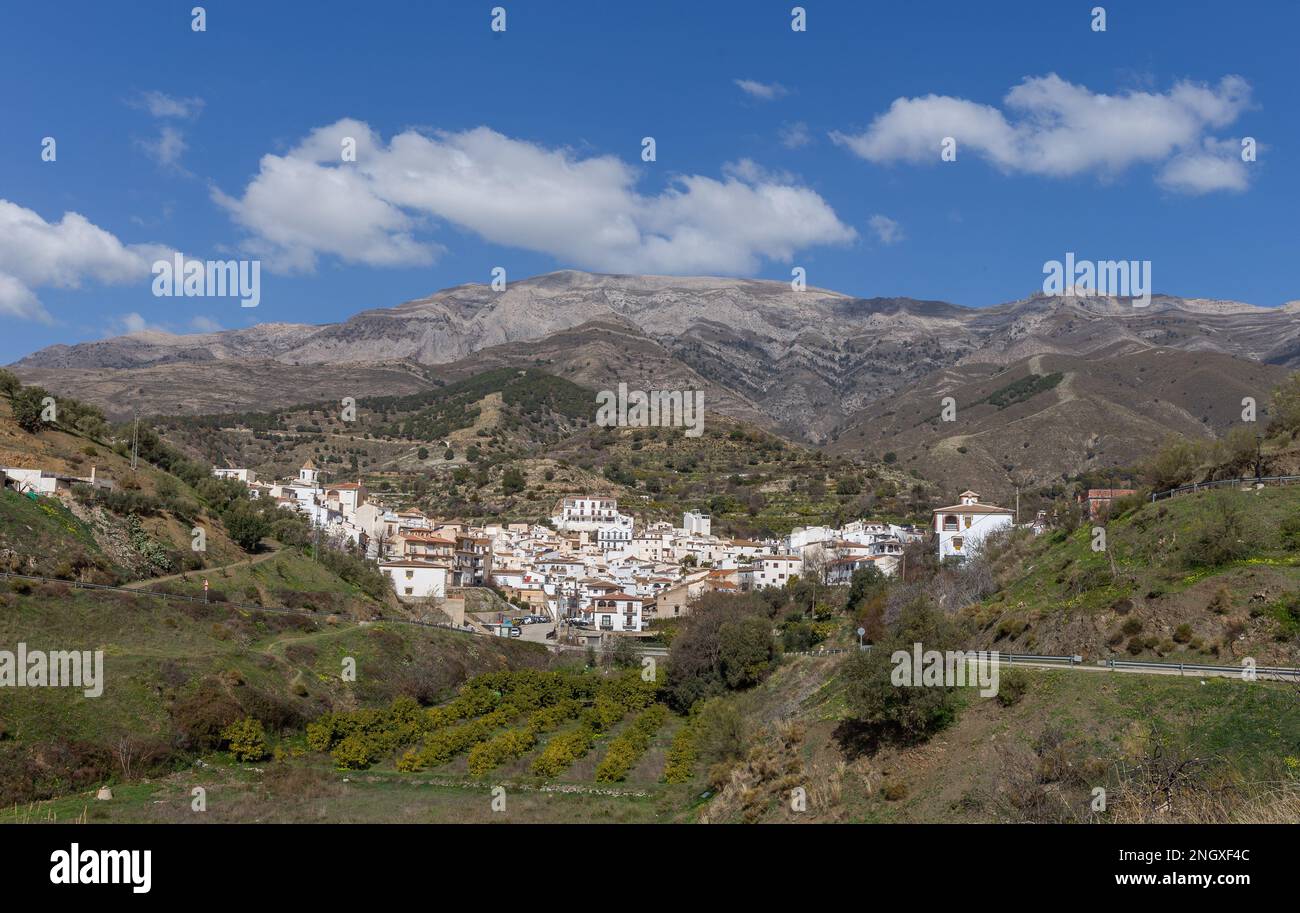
[2,0,1296,363]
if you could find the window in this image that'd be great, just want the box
[405,570,414,579]
[943,515,958,531]
[964,516,972,529]
[952,537,964,551]
[404,587,413,595]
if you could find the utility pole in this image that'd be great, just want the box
[1015,487,1020,524]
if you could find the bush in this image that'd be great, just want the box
[531,726,594,777]
[222,717,269,761]
[663,721,698,783]
[1183,493,1260,568]
[595,705,669,782]
[995,668,1029,707]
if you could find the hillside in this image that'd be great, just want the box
[965,485,1300,666]
[0,563,547,807]
[0,396,250,582]
[829,347,1289,493]
[152,365,931,536]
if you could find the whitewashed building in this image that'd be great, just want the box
[380,560,449,601]
[932,490,1014,561]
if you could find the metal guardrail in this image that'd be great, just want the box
[1099,657,1300,678]
[1151,474,1300,502]
[784,644,1300,680]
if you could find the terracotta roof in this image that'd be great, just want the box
[933,503,1013,515]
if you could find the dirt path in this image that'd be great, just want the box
[124,546,281,589]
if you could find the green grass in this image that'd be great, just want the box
[0,489,111,572]
[0,578,547,805]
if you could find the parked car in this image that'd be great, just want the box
[508,626,521,638]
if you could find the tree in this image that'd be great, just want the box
[840,597,966,748]
[666,593,775,710]
[501,466,525,495]
[0,368,19,397]
[223,501,271,552]
[1142,436,1202,491]
[417,446,429,461]
[12,386,49,433]
[1270,372,1300,437]
[717,615,776,689]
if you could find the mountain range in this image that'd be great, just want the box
[13,270,1300,489]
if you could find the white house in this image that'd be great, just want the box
[551,495,628,532]
[380,560,449,601]
[742,554,803,590]
[213,467,256,484]
[596,514,634,550]
[588,593,646,632]
[932,490,1014,561]
[682,510,712,536]
[324,482,366,516]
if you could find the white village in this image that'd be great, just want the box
[199,461,1041,643]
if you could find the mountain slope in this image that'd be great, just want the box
[13,272,1300,453]
[828,347,1289,491]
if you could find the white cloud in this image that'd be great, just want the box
[131,90,205,120]
[130,91,204,173]
[214,120,856,275]
[117,312,156,335]
[868,214,904,245]
[779,122,812,149]
[190,315,223,333]
[832,74,1253,193]
[734,79,789,101]
[0,199,167,322]
[1157,139,1250,194]
[138,125,189,171]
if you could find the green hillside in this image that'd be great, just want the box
[968,485,1300,664]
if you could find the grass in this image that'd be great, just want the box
[970,486,1300,661]
[0,579,548,806]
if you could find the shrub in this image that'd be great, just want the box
[595,705,668,783]
[995,668,1029,707]
[663,721,698,783]
[531,726,595,777]
[1183,494,1260,568]
[222,717,269,761]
